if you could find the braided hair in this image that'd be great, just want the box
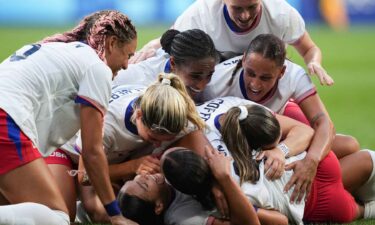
[42,10,137,60]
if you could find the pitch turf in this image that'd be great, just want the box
[1,25,375,225]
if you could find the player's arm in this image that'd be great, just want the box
[128,37,162,64]
[80,105,126,223]
[259,114,314,180]
[275,113,314,157]
[205,146,260,225]
[284,94,334,203]
[109,155,160,181]
[292,32,333,86]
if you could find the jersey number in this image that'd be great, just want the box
[10,44,41,62]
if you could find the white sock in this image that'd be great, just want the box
[354,149,375,202]
[0,202,69,225]
[364,201,375,218]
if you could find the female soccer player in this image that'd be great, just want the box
[60,73,206,223]
[200,34,359,201]
[114,29,217,102]
[118,97,375,224]
[131,0,333,86]
[0,10,137,225]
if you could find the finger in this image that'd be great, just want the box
[265,161,278,180]
[214,193,225,216]
[264,158,273,171]
[219,196,230,218]
[284,175,297,193]
[147,157,161,165]
[146,164,161,173]
[256,151,265,161]
[204,145,215,157]
[296,182,308,203]
[289,181,303,203]
[307,65,314,75]
[284,162,295,171]
[305,182,312,202]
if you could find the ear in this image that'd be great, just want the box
[169,56,176,71]
[154,200,165,215]
[135,109,142,120]
[241,54,247,64]
[105,35,119,54]
[279,65,286,79]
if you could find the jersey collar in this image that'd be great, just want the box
[239,69,279,104]
[124,98,139,135]
[164,59,172,73]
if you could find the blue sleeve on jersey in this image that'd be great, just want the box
[74,96,95,108]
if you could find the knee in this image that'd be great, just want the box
[333,134,360,158]
[344,136,360,154]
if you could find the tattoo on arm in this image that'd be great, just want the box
[310,112,325,126]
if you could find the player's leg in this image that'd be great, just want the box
[283,101,359,158]
[304,152,361,223]
[0,109,69,225]
[46,149,77,221]
[332,134,360,159]
[0,159,70,225]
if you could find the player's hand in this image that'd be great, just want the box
[204,145,232,180]
[307,62,334,86]
[129,48,157,64]
[110,215,139,225]
[257,148,285,180]
[204,146,230,218]
[284,156,318,203]
[211,182,229,219]
[135,155,161,175]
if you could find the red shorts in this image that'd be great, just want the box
[304,151,358,223]
[283,101,310,126]
[0,109,42,175]
[44,149,73,168]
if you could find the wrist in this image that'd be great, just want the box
[104,200,121,217]
[277,142,290,158]
[216,173,232,184]
[305,153,320,166]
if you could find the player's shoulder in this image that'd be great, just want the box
[262,0,296,18]
[284,60,307,78]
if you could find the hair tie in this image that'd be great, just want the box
[161,78,171,86]
[238,105,248,121]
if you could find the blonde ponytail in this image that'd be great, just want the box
[136,73,204,135]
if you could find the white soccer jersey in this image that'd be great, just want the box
[197,96,305,224]
[73,85,196,164]
[113,48,171,87]
[173,0,305,54]
[0,42,112,157]
[202,57,316,113]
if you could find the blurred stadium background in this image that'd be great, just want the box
[0,0,374,224]
[0,1,374,164]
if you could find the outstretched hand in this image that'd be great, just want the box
[307,62,334,86]
[129,48,157,64]
[284,157,318,203]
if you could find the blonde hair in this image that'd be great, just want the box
[135,73,205,134]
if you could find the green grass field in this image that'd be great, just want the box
[1,25,375,225]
